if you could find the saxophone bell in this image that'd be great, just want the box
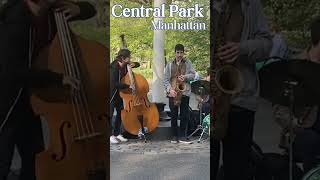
[214,65,244,95]
[176,76,187,92]
[177,82,186,92]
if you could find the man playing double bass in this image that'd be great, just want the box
[0,0,96,179]
[109,48,132,144]
[164,44,195,144]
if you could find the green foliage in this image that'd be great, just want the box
[110,0,154,60]
[71,21,108,46]
[165,0,210,77]
[133,68,154,79]
[110,0,210,79]
[264,0,320,48]
[266,0,320,31]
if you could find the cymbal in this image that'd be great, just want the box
[130,62,140,68]
[259,59,320,107]
[191,80,210,96]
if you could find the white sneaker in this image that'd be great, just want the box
[110,136,119,144]
[179,140,193,144]
[116,135,128,142]
[170,140,178,144]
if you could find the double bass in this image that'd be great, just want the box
[31,8,108,180]
[119,35,159,139]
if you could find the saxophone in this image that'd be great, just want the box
[171,60,187,106]
[211,0,244,140]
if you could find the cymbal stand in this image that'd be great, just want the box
[187,87,208,142]
[197,102,209,143]
[284,79,298,180]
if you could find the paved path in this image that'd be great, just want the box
[111,152,210,180]
[110,137,210,155]
[110,137,210,180]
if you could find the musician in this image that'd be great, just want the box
[273,17,320,174]
[213,0,272,179]
[268,20,289,58]
[195,68,210,115]
[0,0,95,179]
[109,48,132,144]
[201,68,210,116]
[164,44,195,144]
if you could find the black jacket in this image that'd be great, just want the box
[110,60,129,103]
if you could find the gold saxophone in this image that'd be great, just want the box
[171,61,187,106]
[211,1,244,140]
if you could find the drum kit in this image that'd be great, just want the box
[302,166,320,180]
[259,56,320,180]
[187,79,211,142]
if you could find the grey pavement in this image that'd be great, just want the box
[111,152,210,180]
[111,138,210,155]
[110,136,210,180]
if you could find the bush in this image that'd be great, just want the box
[70,22,107,47]
[133,68,153,80]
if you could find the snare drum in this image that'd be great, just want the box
[202,115,210,135]
[302,166,320,180]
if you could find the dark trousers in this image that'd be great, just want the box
[169,96,190,138]
[212,139,221,180]
[293,129,320,173]
[0,99,43,180]
[110,94,123,136]
[222,106,255,180]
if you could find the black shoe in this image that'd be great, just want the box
[170,136,179,144]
